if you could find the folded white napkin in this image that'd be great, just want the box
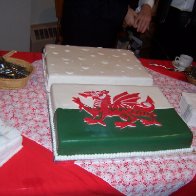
[179,92,196,127]
[0,119,23,167]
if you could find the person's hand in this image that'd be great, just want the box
[123,7,137,28]
[134,4,152,33]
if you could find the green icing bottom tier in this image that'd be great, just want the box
[54,108,193,156]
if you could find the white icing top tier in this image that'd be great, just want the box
[50,84,172,115]
[44,44,153,91]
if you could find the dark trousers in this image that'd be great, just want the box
[152,6,196,61]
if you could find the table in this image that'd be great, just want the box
[0,51,196,195]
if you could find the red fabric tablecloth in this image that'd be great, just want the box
[0,50,42,63]
[171,177,196,196]
[0,137,122,196]
[140,58,196,82]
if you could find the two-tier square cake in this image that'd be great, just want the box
[43,44,193,161]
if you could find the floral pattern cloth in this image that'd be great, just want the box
[0,60,195,195]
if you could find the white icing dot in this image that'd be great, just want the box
[101,61,109,65]
[121,70,125,73]
[50,63,55,66]
[100,71,105,74]
[65,49,70,52]
[98,52,104,55]
[122,53,127,56]
[66,72,73,75]
[52,52,59,55]
[138,67,142,70]
[81,48,90,51]
[127,66,133,69]
[81,66,89,70]
[62,58,70,61]
[64,62,70,64]
[90,54,96,57]
[78,57,86,61]
[112,55,119,58]
[126,59,130,62]
[115,64,121,67]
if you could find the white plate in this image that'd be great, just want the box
[172,61,190,71]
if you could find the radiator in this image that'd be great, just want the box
[30,22,57,52]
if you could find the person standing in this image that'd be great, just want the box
[60,0,154,48]
[152,0,196,60]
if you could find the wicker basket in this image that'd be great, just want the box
[0,57,34,90]
[186,75,196,85]
[185,66,196,85]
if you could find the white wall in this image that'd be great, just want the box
[0,0,31,52]
[31,0,57,25]
[0,0,57,52]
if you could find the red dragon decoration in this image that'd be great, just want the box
[72,90,161,129]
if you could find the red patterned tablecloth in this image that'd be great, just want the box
[0,51,196,195]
